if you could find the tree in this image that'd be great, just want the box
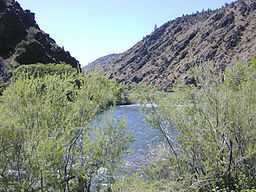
[154,24,157,31]
[13,63,78,80]
[132,61,256,191]
[0,69,131,191]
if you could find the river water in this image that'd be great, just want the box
[91,104,176,172]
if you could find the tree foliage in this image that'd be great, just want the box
[13,63,78,80]
[130,62,256,191]
[0,67,131,191]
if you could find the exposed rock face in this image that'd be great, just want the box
[83,53,123,72]
[0,0,80,82]
[93,0,256,89]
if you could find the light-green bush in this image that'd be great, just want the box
[131,61,256,191]
[0,70,131,191]
[13,63,78,80]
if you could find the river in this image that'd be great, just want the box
[91,104,177,172]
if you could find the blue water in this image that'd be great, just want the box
[91,104,173,171]
[115,105,164,169]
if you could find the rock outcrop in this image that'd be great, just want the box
[0,0,80,82]
[83,53,122,72]
[89,0,256,89]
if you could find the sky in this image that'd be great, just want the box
[18,0,234,67]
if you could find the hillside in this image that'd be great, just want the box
[89,0,256,89]
[0,0,80,83]
[83,53,122,72]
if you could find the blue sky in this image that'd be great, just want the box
[18,0,234,66]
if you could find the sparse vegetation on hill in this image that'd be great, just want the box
[89,0,256,90]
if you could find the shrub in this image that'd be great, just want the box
[13,63,78,80]
[0,72,131,191]
[0,80,8,95]
[133,62,256,191]
[112,176,183,192]
[250,57,256,68]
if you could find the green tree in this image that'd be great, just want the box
[132,62,256,191]
[0,70,131,191]
[13,63,78,80]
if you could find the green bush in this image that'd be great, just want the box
[13,63,78,80]
[0,80,8,95]
[112,176,183,192]
[250,57,256,68]
[133,62,256,191]
[0,72,131,191]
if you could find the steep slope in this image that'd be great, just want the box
[101,0,256,89]
[0,0,80,82]
[83,53,122,72]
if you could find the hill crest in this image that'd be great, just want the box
[88,0,256,89]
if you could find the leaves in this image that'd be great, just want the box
[0,69,131,191]
[131,62,256,191]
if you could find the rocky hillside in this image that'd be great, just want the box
[83,53,122,72]
[92,0,256,89]
[0,0,80,82]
